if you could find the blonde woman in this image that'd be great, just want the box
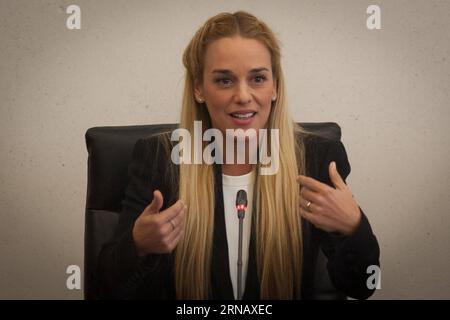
[97,11,380,300]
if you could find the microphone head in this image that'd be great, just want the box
[235,189,248,211]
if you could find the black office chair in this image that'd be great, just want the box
[84,122,346,300]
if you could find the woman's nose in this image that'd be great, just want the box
[234,82,252,104]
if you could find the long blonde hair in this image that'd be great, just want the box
[173,11,308,299]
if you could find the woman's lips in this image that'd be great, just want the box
[229,112,257,126]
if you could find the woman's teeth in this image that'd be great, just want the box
[231,112,256,119]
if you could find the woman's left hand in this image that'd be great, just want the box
[297,161,361,236]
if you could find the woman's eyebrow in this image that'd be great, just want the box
[211,67,270,75]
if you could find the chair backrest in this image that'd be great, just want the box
[84,122,345,300]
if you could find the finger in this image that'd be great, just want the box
[297,175,329,193]
[166,217,185,243]
[299,207,319,226]
[158,200,186,224]
[299,196,315,213]
[300,208,334,233]
[168,227,185,250]
[145,190,164,215]
[329,161,346,190]
[162,221,185,253]
[161,207,186,237]
[171,205,186,227]
[301,187,323,206]
[159,216,180,237]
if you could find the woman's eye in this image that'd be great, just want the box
[254,75,267,83]
[216,78,233,86]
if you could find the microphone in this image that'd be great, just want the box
[236,189,248,219]
[235,189,247,300]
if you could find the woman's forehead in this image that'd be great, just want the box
[203,37,272,73]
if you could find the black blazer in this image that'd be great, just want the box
[96,132,380,300]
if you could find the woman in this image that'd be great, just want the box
[97,11,380,300]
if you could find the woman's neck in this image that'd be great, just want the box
[220,135,257,176]
[222,163,254,176]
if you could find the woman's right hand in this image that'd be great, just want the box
[132,190,187,256]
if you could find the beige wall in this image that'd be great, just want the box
[1,0,449,299]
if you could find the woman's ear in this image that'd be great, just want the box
[194,79,204,103]
[272,88,277,101]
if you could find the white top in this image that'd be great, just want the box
[222,170,255,300]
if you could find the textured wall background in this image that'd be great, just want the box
[1,0,449,299]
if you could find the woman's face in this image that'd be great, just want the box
[195,36,276,135]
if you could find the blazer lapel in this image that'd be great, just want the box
[210,163,235,299]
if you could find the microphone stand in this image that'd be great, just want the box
[235,190,247,301]
[237,207,245,300]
